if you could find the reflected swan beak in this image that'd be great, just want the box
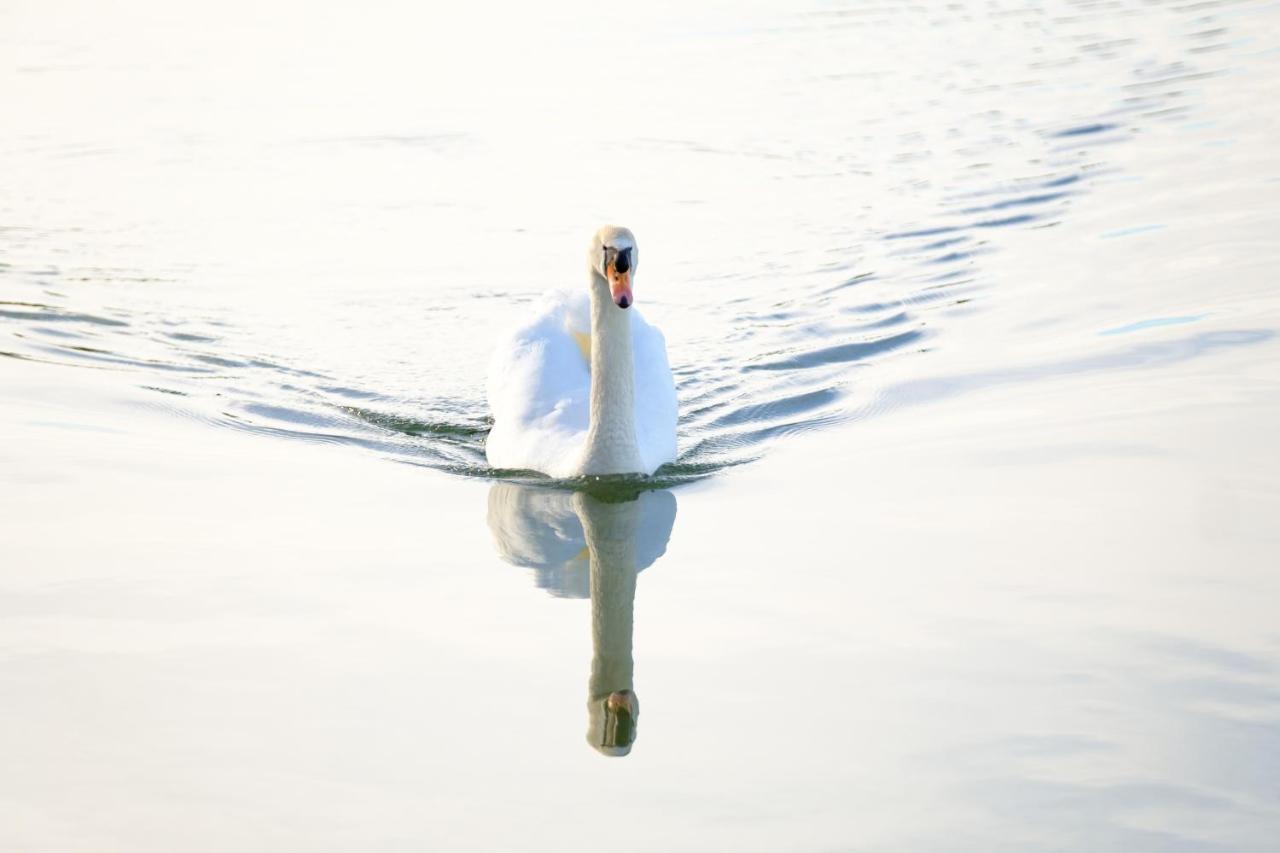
[594,689,639,756]
[607,689,636,715]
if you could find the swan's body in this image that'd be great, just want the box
[486,227,677,478]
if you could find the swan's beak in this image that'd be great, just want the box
[608,246,633,309]
[609,270,633,309]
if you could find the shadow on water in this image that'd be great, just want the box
[486,481,677,756]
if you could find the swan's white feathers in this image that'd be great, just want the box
[486,289,677,478]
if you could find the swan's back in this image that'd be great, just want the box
[486,291,676,478]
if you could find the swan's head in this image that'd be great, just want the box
[587,688,639,757]
[590,225,638,310]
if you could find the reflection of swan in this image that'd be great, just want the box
[486,482,677,755]
[485,226,678,477]
[486,483,676,598]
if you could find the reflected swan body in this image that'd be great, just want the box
[487,482,677,755]
[486,226,678,477]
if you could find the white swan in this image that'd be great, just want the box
[485,226,678,477]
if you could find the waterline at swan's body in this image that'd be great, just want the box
[485,289,677,477]
[485,227,677,478]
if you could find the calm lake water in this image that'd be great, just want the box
[3,0,1280,850]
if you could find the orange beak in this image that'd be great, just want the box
[608,268,632,309]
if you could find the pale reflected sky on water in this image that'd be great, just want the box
[2,0,1280,849]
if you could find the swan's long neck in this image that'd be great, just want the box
[577,495,639,703]
[580,271,643,475]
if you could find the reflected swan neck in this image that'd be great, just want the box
[578,496,639,696]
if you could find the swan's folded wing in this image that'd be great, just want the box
[486,292,592,474]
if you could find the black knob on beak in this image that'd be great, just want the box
[614,247,632,274]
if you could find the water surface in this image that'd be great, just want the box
[2,0,1280,850]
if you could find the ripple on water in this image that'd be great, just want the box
[0,0,1257,496]
[0,141,1104,492]
[745,328,925,372]
[0,302,129,328]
